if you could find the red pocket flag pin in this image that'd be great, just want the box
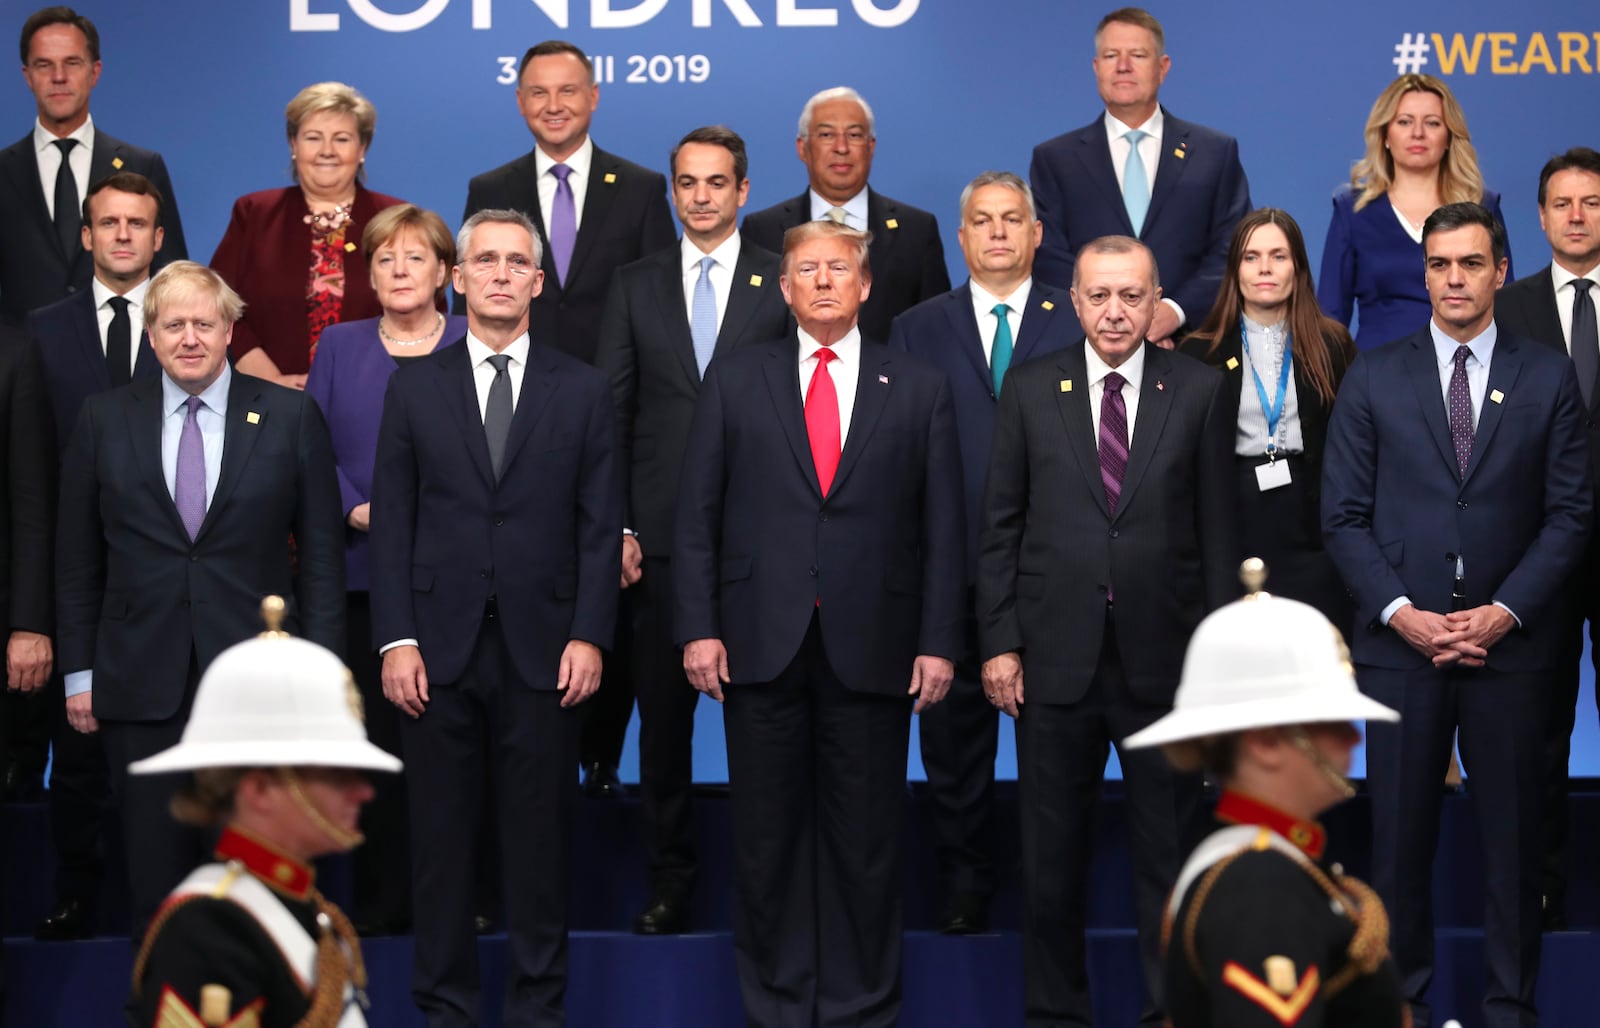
[878,374,890,384]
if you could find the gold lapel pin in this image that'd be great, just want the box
[246,412,261,424]
[1041,300,1055,311]
[1174,149,1186,160]
[885,218,899,230]
[1226,356,1240,370]
[604,172,617,184]
[111,157,124,170]
[1060,379,1073,392]
[749,274,763,287]
[1490,389,1505,404]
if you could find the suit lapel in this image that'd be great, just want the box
[830,346,892,498]
[498,348,557,477]
[943,287,993,393]
[1012,287,1067,365]
[1054,345,1111,519]
[762,340,820,497]
[132,328,160,379]
[200,374,267,539]
[1404,335,1460,479]
[1143,113,1192,233]
[649,250,701,387]
[441,343,497,487]
[1116,345,1174,518]
[126,378,188,538]
[714,246,771,361]
[70,293,112,392]
[1462,337,1523,486]
[3,137,57,258]
[1075,124,1134,235]
[567,149,623,286]
[866,189,901,270]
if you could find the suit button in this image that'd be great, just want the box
[190,554,198,561]
[66,285,76,293]
[818,513,828,523]
[809,566,818,576]
[1457,501,1468,509]
[1109,529,1119,538]
[480,569,490,579]
[494,517,505,526]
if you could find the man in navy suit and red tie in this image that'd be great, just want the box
[888,170,1076,935]
[674,220,964,1027]
[1323,202,1592,1028]
[1029,7,1249,347]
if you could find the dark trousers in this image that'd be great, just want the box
[580,587,633,772]
[917,603,997,901]
[46,672,111,905]
[401,608,579,1028]
[1541,562,1597,918]
[2,685,48,784]
[1016,617,1199,1028]
[100,653,206,939]
[633,557,698,895]
[723,615,912,1028]
[1362,663,1547,1028]
[346,591,410,928]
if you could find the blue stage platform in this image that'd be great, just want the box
[5,786,1598,1026]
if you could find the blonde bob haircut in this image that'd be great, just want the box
[285,81,377,183]
[1349,73,1485,213]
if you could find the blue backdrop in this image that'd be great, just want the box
[11,0,1593,780]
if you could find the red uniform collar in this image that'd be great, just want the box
[1215,790,1327,860]
[216,825,315,901]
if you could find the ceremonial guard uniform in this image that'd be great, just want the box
[1124,563,1409,1028]
[125,599,398,1028]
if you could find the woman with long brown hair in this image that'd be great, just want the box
[1182,208,1356,628]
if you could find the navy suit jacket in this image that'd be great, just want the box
[740,187,951,342]
[1322,326,1592,670]
[56,371,346,722]
[26,288,161,447]
[303,314,466,590]
[672,333,965,694]
[595,237,790,550]
[461,144,676,366]
[0,328,54,638]
[1029,110,1250,335]
[888,281,1076,582]
[1497,264,1600,489]
[0,129,187,327]
[369,338,621,687]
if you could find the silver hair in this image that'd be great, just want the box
[796,86,876,140]
[455,208,543,267]
[958,171,1037,223]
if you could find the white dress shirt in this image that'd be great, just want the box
[798,326,861,444]
[970,278,1032,366]
[534,135,593,235]
[466,331,531,418]
[681,232,742,334]
[1085,340,1146,447]
[808,188,869,230]
[1551,260,1600,350]
[34,115,93,221]
[1102,109,1184,326]
[92,277,150,375]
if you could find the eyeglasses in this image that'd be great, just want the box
[811,128,871,148]
[463,253,537,276]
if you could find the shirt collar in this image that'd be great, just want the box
[92,275,150,312]
[1104,107,1163,142]
[1429,318,1497,370]
[33,113,94,155]
[466,330,531,368]
[808,187,869,227]
[681,231,742,276]
[216,825,315,901]
[970,277,1034,316]
[534,135,593,181]
[1551,260,1600,293]
[1083,337,1146,390]
[1215,789,1327,860]
[160,358,231,417]
[798,325,861,366]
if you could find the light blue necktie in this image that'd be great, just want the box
[1121,129,1150,235]
[990,303,1013,396]
[690,256,717,377]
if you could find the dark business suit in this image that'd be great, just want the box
[0,128,188,327]
[595,237,789,901]
[370,338,620,1027]
[25,288,160,915]
[887,281,1074,907]
[1482,268,1599,929]
[1029,111,1250,336]
[673,334,964,1027]
[977,342,1235,1026]
[463,143,674,773]
[741,188,951,341]
[1322,326,1592,1028]
[55,368,345,930]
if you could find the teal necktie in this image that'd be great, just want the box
[1122,129,1150,234]
[991,302,1013,396]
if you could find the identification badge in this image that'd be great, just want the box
[1255,459,1292,491]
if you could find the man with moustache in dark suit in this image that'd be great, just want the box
[888,170,1075,935]
[674,220,963,1027]
[595,124,789,937]
[1495,147,1600,932]
[741,86,950,341]
[462,37,674,797]
[25,170,165,941]
[978,235,1235,1026]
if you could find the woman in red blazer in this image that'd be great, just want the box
[210,82,405,388]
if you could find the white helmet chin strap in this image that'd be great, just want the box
[1286,726,1356,801]
[281,768,365,851]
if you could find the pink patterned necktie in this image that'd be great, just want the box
[174,395,207,540]
[1099,371,1129,514]
[1448,345,1473,479]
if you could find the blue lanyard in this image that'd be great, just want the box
[1239,317,1293,456]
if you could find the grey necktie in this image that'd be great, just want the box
[484,353,513,479]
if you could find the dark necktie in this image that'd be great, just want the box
[1100,371,1130,514]
[106,296,132,387]
[1571,278,1598,408]
[484,354,513,480]
[549,163,576,285]
[175,396,207,540]
[52,138,80,259]
[1448,345,1473,479]
[805,347,841,496]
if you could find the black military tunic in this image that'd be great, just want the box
[1163,790,1407,1028]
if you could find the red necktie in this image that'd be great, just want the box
[806,347,841,495]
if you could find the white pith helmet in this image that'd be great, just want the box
[1123,559,1398,750]
[130,596,401,775]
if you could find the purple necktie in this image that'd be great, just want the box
[549,162,576,284]
[1099,371,1130,515]
[175,395,207,540]
[1448,345,1473,480]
